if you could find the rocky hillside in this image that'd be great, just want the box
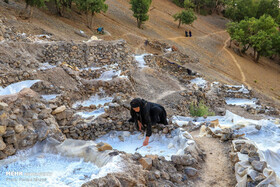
[0,0,280,187]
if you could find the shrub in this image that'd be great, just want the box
[189,101,215,117]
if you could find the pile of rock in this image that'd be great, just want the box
[0,71,35,87]
[219,84,279,116]
[230,140,279,186]
[42,40,133,70]
[0,90,65,160]
[83,136,204,187]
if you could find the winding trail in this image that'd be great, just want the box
[222,38,251,89]
[167,29,251,90]
[167,30,226,41]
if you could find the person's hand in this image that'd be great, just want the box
[138,121,142,131]
[143,137,149,146]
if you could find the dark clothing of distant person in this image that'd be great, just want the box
[129,98,168,137]
[189,31,192,37]
[185,30,188,37]
[144,40,148,46]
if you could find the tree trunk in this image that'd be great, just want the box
[253,48,256,59]
[89,13,94,29]
[25,4,32,18]
[86,12,90,29]
[255,52,260,63]
[242,45,249,54]
[178,19,181,28]
[229,39,232,48]
[137,20,142,28]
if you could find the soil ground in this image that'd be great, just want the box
[191,130,236,187]
[1,0,279,108]
[1,0,279,186]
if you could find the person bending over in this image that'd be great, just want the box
[129,98,168,146]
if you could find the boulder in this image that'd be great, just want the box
[247,169,259,181]
[56,111,67,121]
[0,102,8,110]
[251,160,267,172]
[3,145,16,156]
[15,124,24,133]
[33,120,49,141]
[0,150,7,159]
[139,157,152,170]
[171,154,196,166]
[184,167,198,177]
[248,156,260,164]
[0,125,6,135]
[161,172,170,180]
[163,127,168,134]
[0,112,8,126]
[97,142,113,151]
[52,105,66,115]
[209,119,220,128]
[0,137,6,151]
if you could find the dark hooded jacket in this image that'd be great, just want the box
[129,98,168,137]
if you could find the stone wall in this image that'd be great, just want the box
[0,39,134,87]
[0,89,65,160]
[42,40,133,70]
[230,140,280,186]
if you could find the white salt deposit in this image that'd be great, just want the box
[38,63,56,70]
[41,94,59,101]
[80,67,101,71]
[97,70,127,81]
[0,139,123,187]
[165,48,172,52]
[0,80,41,96]
[36,34,51,39]
[236,120,280,176]
[73,95,113,109]
[225,98,258,107]
[225,84,249,94]
[76,108,105,119]
[172,111,280,176]
[134,54,150,68]
[95,129,193,160]
[190,77,207,88]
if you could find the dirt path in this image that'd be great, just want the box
[167,30,226,41]
[222,38,251,89]
[191,131,236,187]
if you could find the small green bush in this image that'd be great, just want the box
[189,101,215,117]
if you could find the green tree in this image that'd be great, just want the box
[256,0,279,19]
[275,14,280,25]
[225,0,258,22]
[184,0,195,9]
[24,0,48,18]
[173,9,197,28]
[75,0,108,29]
[250,15,279,62]
[54,0,73,17]
[227,15,279,62]
[130,0,152,28]
[271,32,280,58]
